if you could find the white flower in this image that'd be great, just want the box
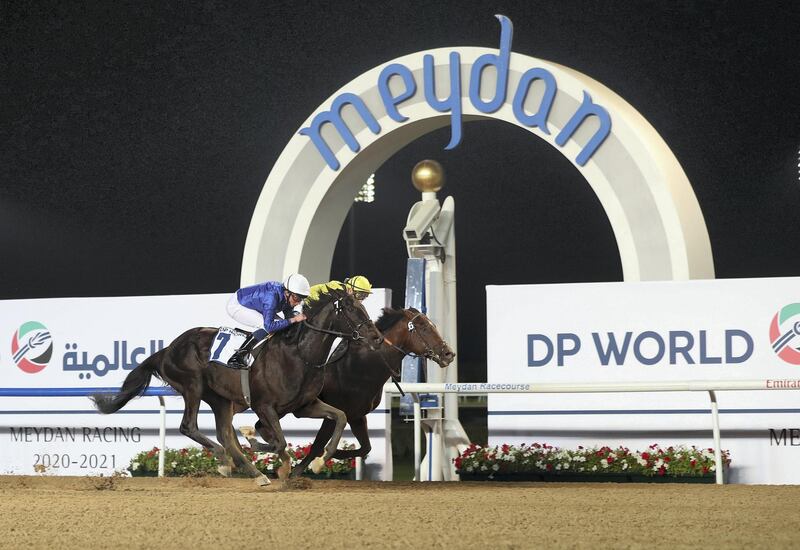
[591,465,598,472]
[601,461,608,469]
[132,461,140,471]
[622,462,629,470]
[562,463,569,470]
[466,466,474,473]
[492,464,500,471]
[171,461,177,468]
[555,464,561,470]
[480,465,488,471]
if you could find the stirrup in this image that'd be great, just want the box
[227,352,251,370]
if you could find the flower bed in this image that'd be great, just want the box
[129,442,357,478]
[455,443,730,483]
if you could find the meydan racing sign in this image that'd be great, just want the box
[486,277,800,484]
[299,14,610,171]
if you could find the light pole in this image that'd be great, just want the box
[403,160,467,480]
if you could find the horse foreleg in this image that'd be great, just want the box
[210,398,268,485]
[290,418,336,478]
[252,404,292,481]
[293,399,347,464]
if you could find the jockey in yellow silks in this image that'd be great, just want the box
[306,275,373,305]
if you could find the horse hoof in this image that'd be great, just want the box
[239,426,256,438]
[217,465,232,477]
[310,457,325,474]
[254,474,271,487]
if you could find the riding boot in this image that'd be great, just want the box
[228,334,258,369]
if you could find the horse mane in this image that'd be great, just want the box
[375,307,407,332]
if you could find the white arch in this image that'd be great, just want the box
[241,47,714,285]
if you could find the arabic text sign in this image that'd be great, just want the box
[0,291,392,478]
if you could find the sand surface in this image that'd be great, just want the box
[1,476,798,549]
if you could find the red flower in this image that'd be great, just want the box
[641,452,650,461]
[663,456,671,463]
[657,466,666,476]
[325,459,334,468]
[545,464,553,471]
[454,457,462,469]
[702,466,709,474]
[606,457,614,464]
[501,444,510,454]
[690,460,697,467]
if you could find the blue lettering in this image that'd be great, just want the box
[423,52,462,149]
[669,331,695,365]
[633,331,665,365]
[592,332,632,365]
[556,333,580,366]
[469,14,513,114]
[378,63,417,123]
[555,91,612,166]
[699,330,722,364]
[512,68,557,134]
[527,334,553,367]
[298,93,381,170]
[725,329,753,364]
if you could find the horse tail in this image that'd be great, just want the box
[90,349,166,414]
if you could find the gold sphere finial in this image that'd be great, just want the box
[411,160,445,193]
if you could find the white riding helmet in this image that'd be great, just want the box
[284,273,311,298]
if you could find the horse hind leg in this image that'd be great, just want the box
[179,392,231,475]
[238,420,275,453]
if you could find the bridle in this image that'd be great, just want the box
[303,298,374,343]
[300,297,377,368]
[384,312,443,364]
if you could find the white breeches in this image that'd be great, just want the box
[226,293,264,329]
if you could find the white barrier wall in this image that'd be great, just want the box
[0,290,391,479]
[486,277,800,484]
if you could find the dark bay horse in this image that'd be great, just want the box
[242,307,454,477]
[91,289,383,484]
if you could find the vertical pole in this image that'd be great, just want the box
[708,390,724,485]
[348,207,356,275]
[356,457,363,480]
[158,396,166,478]
[431,419,443,481]
[413,397,421,481]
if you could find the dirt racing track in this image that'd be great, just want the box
[1,476,799,549]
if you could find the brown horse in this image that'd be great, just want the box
[91,289,383,484]
[242,307,454,477]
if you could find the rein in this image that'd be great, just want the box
[299,298,374,368]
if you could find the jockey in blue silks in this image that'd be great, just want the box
[225,273,311,368]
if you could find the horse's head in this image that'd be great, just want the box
[306,289,383,350]
[377,308,455,367]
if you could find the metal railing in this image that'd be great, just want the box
[383,380,800,485]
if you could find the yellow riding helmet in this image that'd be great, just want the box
[345,275,372,297]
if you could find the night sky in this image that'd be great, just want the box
[3,1,799,380]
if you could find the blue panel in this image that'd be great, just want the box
[400,258,426,415]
